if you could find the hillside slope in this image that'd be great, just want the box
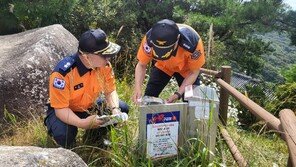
[255,32,296,83]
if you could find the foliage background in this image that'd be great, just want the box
[0,0,295,165]
[1,0,295,135]
[1,0,295,79]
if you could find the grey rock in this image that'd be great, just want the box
[0,24,78,120]
[0,146,87,167]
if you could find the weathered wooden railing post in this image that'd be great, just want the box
[219,126,248,167]
[201,67,295,166]
[219,66,231,126]
[279,109,296,167]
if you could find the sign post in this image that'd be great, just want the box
[184,85,219,160]
[138,103,187,159]
[138,85,219,161]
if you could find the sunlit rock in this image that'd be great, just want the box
[0,146,87,167]
[0,24,78,121]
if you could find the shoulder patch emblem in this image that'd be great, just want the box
[143,42,151,54]
[191,50,201,60]
[53,77,65,89]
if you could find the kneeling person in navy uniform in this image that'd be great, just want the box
[45,28,129,148]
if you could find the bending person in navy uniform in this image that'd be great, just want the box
[44,28,129,148]
[133,19,205,104]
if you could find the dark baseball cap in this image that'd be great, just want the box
[148,19,180,60]
[78,28,121,58]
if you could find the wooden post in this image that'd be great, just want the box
[220,126,248,167]
[279,109,296,166]
[219,66,231,126]
[216,78,281,131]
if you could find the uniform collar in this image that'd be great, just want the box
[74,53,92,76]
[171,46,178,57]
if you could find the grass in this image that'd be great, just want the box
[220,118,288,166]
[0,79,290,166]
[0,116,49,147]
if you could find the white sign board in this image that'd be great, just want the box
[146,111,180,158]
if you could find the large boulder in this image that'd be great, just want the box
[0,146,87,167]
[0,24,78,121]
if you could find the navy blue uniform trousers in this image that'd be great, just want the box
[144,66,200,99]
[44,99,129,148]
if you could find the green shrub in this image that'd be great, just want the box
[266,64,296,115]
[266,83,296,116]
[281,64,296,83]
[236,83,269,129]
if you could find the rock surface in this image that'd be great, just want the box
[0,24,78,120]
[0,146,87,167]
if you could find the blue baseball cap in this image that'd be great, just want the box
[78,29,121,58]
[148,19,180,60]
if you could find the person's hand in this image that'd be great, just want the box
[132,89,142,105]
[166,94,179,103]
[111,107,122,115]
[80,115,104,129]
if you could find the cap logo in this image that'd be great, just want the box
[152,50,159,58]
[162,49,173,59]
[93,41,110,54]
[101,43,120,55]
[156,40,167,46]
[150,40,176,49]
[152,48,173,59]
